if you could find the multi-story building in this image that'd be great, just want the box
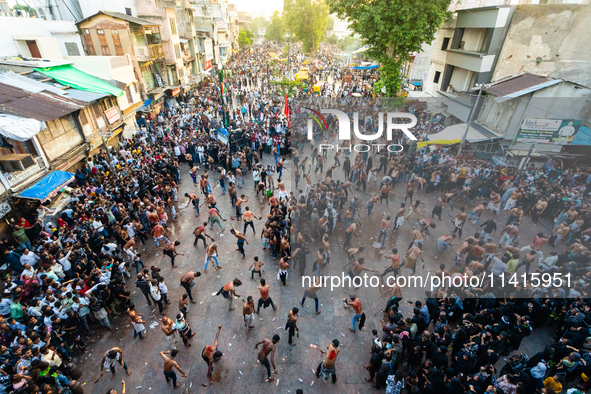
[237,10,251,29]
[76,11,168,107]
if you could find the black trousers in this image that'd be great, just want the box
[285,321,295,344]
[180,281,194,301]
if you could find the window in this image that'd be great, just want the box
[125,86,133,105]
[133,82,138,93]
[65,42,80,56]
[174,44,181,59]
[441,37,450,51]
[97,29,111,56]
[111,30,124,55]
[169,18,177,35]
[433,71,441,84]
[125,7,132,15]
[0,138,38,159]
[82,29,96,55]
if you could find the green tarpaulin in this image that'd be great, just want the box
[34,65,123,97]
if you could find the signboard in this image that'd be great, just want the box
[104,107,121,124]
[0,201,11,219]
[515,118,583,144]
[204,38,213,71]
[172,88,181,97]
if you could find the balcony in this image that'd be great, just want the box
[445,49,495,73]
[134,44,165,62]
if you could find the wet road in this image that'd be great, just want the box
[79,144,557,394]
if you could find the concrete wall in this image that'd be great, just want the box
[0,17,82,58]
[492,4,591,88]
[449,67,473,91]
[424,18,456,95]
[457,6,511,28]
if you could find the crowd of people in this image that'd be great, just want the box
[0,38,590,394]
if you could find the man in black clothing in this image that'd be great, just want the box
[134,274,152,305]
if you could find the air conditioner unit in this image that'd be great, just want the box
[0,154,36,172]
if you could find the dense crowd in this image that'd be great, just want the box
[1,40,591,394]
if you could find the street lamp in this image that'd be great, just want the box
[100,131,114,165]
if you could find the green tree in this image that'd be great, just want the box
[238,29,252,48]
[12,4,37,17]
[327,15,335,31]
[250,16,270,34]
[284,0,328,53]
[270,79,305,98]
[265,11,285,42]
[338,35,361,52]
[327,0,451,95]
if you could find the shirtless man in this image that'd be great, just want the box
[551,222,570,246]
[243,296,255,336]
[344,222,360,248]
[437,234,455,253]
[506,206,524,226]
[256,278,276,313]
[301,282,322,314]
[499,222,520,248]
[467,203,485,226]
[235,194,249,221]
[180,271,200,303]
[316,340,340,383]
[278,257,290,286]
[215,278,242,311]
[455,238,474,266]
[126,303,145,340]
[208,207,224,232]
[447,171,459,191]
[487,191,502,216]
[432,196,445,221]
[393,203,406,231]
[204,243,222,273]
[160,350,187,388]
[184,193,200,216]
[452,207,468,238]
[248,256,264,280]
[345,246,364,271]
[242,206,260,234]
[344,296,365,333]
[161,316,178,350]
[254,335,280,383]
[567,206,580,222]
[405,180,415,202]
[404,245,424,274]
[419,219,436,235]
[201,325,223,385]
[409,228,424,250]
[151,223,168,247]
[380,183,392,206]
[285,307,299,346]
[504,188,523,211]
[520,232,548,268]
[532,197,548,224]
[381,248,401,278]
[483,240,498,269]
[190,166,199,186]
[346,258,378,288]
[193,222,214,247]
[230,223,249,259]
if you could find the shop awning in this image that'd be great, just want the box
[426,123,501,144]
[18,170,75,200]
[352,46,370,54]
[410,81,422,86]
[34,65,123,97]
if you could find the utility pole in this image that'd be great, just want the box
[457,84,485,156]
[519,143,536,170]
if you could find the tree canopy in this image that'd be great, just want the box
[265,11,285,42]
[283,0,328,53]
[327,0,451,95]
[238,29,253,48]
[250,16,270,34]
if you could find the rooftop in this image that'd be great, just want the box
[76,11,159,27]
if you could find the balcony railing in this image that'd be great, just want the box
[135,44,165,61]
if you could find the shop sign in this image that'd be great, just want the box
[104,107,121,124]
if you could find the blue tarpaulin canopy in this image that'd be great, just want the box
[18,171,75,200]
[354,63,378,70]
[410,81,422,86]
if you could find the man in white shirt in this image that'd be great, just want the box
[19,249,39,268]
